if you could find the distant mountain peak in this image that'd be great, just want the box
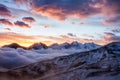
[28,42,48,50]
[49,41,100,50]
[2,43,27,49]
[1,41,101,50]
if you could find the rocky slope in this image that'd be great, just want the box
[0,42,120,80]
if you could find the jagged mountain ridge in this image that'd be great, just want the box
[0,42,120,80]
[2,41,100,50]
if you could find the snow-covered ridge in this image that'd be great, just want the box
[0,42,120,80]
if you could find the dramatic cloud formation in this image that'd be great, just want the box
[0,19,13,26]
[14,0,100,20]
[14,0,120,23]
[0,4,12,17]
[14,21,31,28]
[22,17,35,23]
[30,0,100,20]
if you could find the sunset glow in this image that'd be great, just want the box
[0,0,119,47]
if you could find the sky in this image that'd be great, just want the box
[0,0,120,47]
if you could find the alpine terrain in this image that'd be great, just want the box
[0,42,120,80]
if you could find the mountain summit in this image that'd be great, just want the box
[2,43,27,49]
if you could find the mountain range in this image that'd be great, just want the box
[0,42,120,80]
[2,41,100,50]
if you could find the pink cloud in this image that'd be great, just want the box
[4,28,11,31]
[103,32,120,42]
[0,4,12,17]
[13,0,120,24]
[0,19,13,26]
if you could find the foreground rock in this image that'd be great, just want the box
[0,42,120,80]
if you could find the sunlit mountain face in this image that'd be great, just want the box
[0,0,120,47]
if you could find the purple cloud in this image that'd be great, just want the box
[0,4,12,17]
[14,21,31,28]
[103,16,120,25]
[67,33,76,37]
[14,0,120,23]
[112,29,120,33]
[22,17,35,23]
[0,19,13,26]
[104,32,120,42]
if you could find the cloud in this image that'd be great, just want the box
[82,34,95,38]
[14,21,31,28]
[0,4,12,17]
[0,47,68,69]
[104,32,115,37]
[97,0,120,24]
[13,0,120,23]
[22,17,35,23]
[44,25,50,28]
[13,0,100,21]
[104,32,120,42]
[0,48,35,69]
[0,32,119,48]
[0,32,94,47]
[102,16,120,25]
[0,32,37,47]
[67,33,76,37]
[30,0,100,21]
[0,19,13,26]
[4,28,11,31]
[112,29,120,33]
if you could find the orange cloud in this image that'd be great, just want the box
[32,7,66,21]
[0,32,37,47]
